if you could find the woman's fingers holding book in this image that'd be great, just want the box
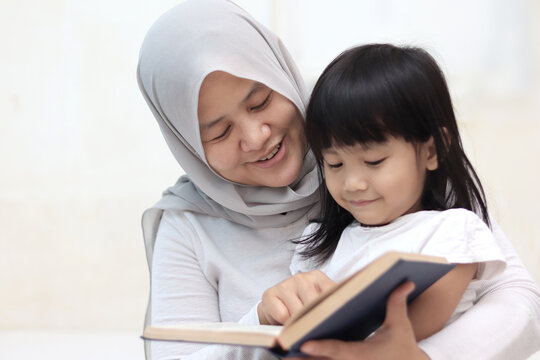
[382,281,416,330]
[258,271,335,325]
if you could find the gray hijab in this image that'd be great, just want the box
[137,0,320,264]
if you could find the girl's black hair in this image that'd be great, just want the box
[301,44,489,264]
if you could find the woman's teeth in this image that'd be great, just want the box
[259,143,281,161]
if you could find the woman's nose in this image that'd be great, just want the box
[240,122,271,152]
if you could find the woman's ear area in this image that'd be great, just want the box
[424,136,439,171]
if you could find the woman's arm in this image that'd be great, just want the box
[149,210,278,360]
[149,210,220,359]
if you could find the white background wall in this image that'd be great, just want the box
[1,0,539,359]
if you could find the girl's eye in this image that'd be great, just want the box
[365,157,387,166]
[326,162,342,169]
[250,91,272,111]
[211,125,231,141]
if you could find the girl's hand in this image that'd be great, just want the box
[289,282,429,360]
[257,270,335,325]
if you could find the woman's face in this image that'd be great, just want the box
[198,71,308,187]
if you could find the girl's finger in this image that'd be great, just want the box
[296,279,322,305]
[313,271,336,292]
[277,291,305,322]
[263,296,290,325]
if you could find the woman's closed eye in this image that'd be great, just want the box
[211,125,231,141]
[250,91,273,111]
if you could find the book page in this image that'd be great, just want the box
[155,322,282,332]
[143,322,284,347]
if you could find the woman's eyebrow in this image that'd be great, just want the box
[200,82,265,132]
[242,82,265,103]
[200,116,225,132]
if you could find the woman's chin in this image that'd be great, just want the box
[266,164,303,188]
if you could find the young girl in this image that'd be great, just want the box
[258,44,507,342]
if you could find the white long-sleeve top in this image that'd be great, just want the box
[149,209,540,360]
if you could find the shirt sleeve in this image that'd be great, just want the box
[418,217,540,360]
[149,210,277,360]
[420,209,506,280]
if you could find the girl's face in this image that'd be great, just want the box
[322,136,438,226]
[198,71,308,187]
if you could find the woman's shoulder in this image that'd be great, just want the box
[155,209,202,249]
[161,208,199,230]
[158,208,234,243]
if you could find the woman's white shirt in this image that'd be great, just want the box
[150,209,307,359]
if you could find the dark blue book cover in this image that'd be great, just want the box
[271,257,455,358]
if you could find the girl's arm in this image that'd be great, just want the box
[407,263,477,340]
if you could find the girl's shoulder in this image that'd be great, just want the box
[397,208,488,229]
[431,208,490,231]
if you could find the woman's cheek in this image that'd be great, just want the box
[206,146,235,173]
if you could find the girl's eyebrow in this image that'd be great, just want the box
[199,82,265,132]
[322,148,338,155]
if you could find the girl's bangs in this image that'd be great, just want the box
[308,75,409,158]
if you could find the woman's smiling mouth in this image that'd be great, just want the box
[258,143,281,161]
[252,141,286,168]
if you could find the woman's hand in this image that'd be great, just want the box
[257,270,336,325]
[290,282,430,360]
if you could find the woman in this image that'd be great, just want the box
[137,1,540,359]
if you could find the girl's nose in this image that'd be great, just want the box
[344,171,369,192]
[240,122,271,152]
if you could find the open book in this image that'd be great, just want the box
[142,251,454,357]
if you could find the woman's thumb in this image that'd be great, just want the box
[384,281,415,328]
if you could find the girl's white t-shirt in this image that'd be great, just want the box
[291,209,506,325]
